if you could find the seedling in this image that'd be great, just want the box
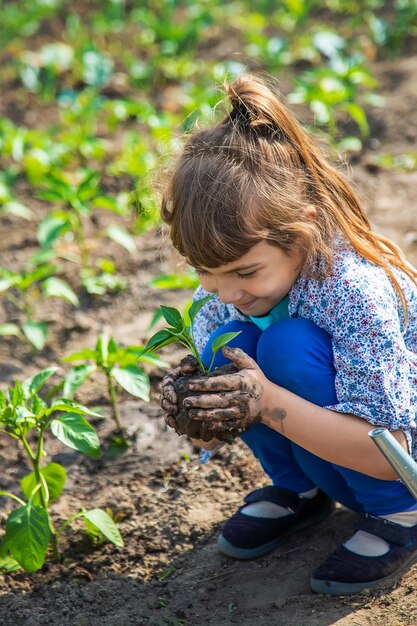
[0,367,123,573]
[0,260,79,350]
[37,169,135,294]
[145,296,241,374]
[62,333,166,436]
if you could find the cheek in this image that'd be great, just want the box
[199,275,216,293]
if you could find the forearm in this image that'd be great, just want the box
[261,381,408,481]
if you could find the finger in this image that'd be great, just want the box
[163,366,182,385]
[180,354,200,375]
[188,407,241,421]
[162,385,177,405]
[184,391,247,409]
[188,374,243,392]
[165,415,177,429]
[222,346,257,370]
[160,398,178,416]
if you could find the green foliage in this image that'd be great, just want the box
[62,333,166,433]
[0,261,78,350]
[0,367,122,572]
[145,296,241,373]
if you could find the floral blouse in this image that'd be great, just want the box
[191,241,417,460]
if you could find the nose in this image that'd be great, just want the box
[199,274,243,305]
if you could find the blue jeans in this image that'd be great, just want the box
[201,318,417,516]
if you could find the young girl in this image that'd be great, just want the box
[159,74,417,596]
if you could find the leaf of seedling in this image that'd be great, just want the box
[5,500,50,572]
[188,294,213,323]
[42,277,79,306]
[106,436,130,458]
[0,551,20,573]
[20,462,67,505]
[37,214,69,249]
[82,508,124,547]
[22,321,48,350]
[149,272,199,290]
[63,348,97,362]
[160,305,184,330]
[63,363,97,398]
[22,367,58,398]
[104,224,136,254]
[111,365,150,401]
[50,412,101,459]
[145,329,178,352]
[0,323,21,337]
[47,398,103,418]
[211,332,242,357]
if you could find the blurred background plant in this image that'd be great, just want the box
[1,0,416,344]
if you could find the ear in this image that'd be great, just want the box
[302,204,317,221]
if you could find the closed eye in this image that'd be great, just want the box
[237,271,258,279]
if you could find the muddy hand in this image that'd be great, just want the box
[160,354,200,431]
[183,346,267,432]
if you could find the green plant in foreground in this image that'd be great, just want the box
[0,367,123,573]
[145,296,241,373]
[62,334,167,434]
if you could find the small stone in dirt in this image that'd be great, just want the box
[273,598,287,609]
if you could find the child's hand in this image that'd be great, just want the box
[183,346,267,433]
[160,355,200,431]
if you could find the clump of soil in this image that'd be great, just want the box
[173,362,243,443]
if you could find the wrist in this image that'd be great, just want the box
[260,380,286,432]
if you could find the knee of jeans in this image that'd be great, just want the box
[256,318,333,380]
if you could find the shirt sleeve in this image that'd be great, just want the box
[323,269,416,434]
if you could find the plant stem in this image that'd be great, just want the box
[0,490,25,506]
[106,372,123,431]
[56,510,84,539]
[22,431,60,562]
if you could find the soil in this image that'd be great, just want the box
[1,52,417,626]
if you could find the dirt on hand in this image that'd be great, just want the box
[173,362,243,442]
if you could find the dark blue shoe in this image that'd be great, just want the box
[310,513,417,595]
[217,485,333,560]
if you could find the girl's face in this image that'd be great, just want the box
[195,241,304,317]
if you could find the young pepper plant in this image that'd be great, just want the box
[0,261,79,350]
[0,367,123,573]
[145,295,241,373]
[62,333,167,434]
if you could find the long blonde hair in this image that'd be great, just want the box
[161,73,417,317]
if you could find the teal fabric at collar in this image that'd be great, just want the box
[248,295,290,330]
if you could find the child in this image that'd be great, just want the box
[159,74,417,595]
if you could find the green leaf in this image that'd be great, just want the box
[22,367,58,397]
[50,412,101,458]
[48,398,103,418]
[0,552,20,573]
[42,277,79,306]
[188,295,213,322]
[160,305,183,330]
[104,225,136,254]
[111,365,150,401]
[20,463,67,505]
[22,321,48,350]
[2,200,33,220]
[62,348,97,362]
[63,364,96,398]
[82,508,123,547]
[149,272,199,290]
[37,215,69,248]
[0,323,20,337]
[5,502,50,572]
[145,329,177,352]
[211,331,242,355]
[343,102,369,136]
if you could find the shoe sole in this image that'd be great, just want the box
[217,500,334,560]
[310,548,417,596]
